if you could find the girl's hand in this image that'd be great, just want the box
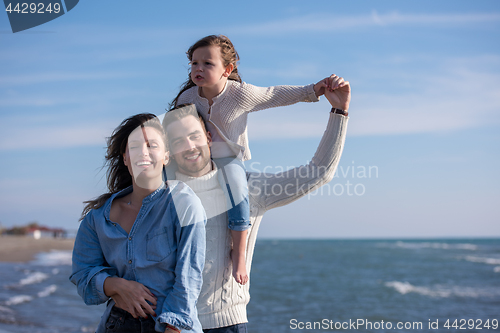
[324,74,351,111]
[104,277,157,319]
[314,77,331,97]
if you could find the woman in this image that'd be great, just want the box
[70,113,206,333]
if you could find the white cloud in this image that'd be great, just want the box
[0,71,145,87]
[368,10,500,26]
[230,11,500,35]
[0,121,116,151]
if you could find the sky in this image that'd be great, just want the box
[0,0,499,239]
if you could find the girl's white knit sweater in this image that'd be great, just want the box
[177,80,319,161]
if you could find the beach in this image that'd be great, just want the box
[0,236,74,263]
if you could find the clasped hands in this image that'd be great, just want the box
[314,74,351,111]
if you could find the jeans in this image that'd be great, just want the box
[203,323,248,333]
[105,306,156,333]
[213,157,250,231]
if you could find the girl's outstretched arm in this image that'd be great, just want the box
[237,81,319,113]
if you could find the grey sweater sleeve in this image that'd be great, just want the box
[248,113,348,211]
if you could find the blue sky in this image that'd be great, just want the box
[1,0,499,238]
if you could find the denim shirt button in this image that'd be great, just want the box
[129,237,132,240]
[128,260,132,264]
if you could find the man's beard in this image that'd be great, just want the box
[175,146,211,176]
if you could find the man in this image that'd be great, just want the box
[162,75,350,333]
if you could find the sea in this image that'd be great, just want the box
[0,239,499,333]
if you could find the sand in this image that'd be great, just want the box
[0,235,75,263]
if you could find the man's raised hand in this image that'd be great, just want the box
[325,74,350,111]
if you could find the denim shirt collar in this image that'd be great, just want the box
[103,182,167,222]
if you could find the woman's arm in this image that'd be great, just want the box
[156,187,206,332]
[69,212,118,305]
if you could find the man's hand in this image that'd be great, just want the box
[324,74,351,111]
[104,277,157,319]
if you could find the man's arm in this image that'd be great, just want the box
[248,76,350,211]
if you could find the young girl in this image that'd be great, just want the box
[171,35,340,286]
[70,114,206,333]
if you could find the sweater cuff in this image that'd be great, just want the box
[306,83,320,103]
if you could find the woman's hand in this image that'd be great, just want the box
[164,324,181,333]
[324,74,351,111]
[104,277,157,319]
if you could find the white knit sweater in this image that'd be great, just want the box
[176,164,246,329]
[175,113,349,329]
[177,80,319,161]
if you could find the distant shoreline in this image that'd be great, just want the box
[0,235,74,263]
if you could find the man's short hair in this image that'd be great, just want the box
[162,103,208,138]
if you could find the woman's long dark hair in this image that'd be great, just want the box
[80,113,165,220]
[169,35,242,109]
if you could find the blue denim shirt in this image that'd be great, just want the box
[70,181,206,332]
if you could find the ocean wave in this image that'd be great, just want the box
[32,250,72,266]
[494,267,500,273]
[37,284,57,298]
[0,306,14,314]
[2,285,58,311]
[384,281,499,298]
[387,241,478,251]
[5,295,33,306]
[0,305,15,324]
[464,256,500,265]
[18,272,49,286]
